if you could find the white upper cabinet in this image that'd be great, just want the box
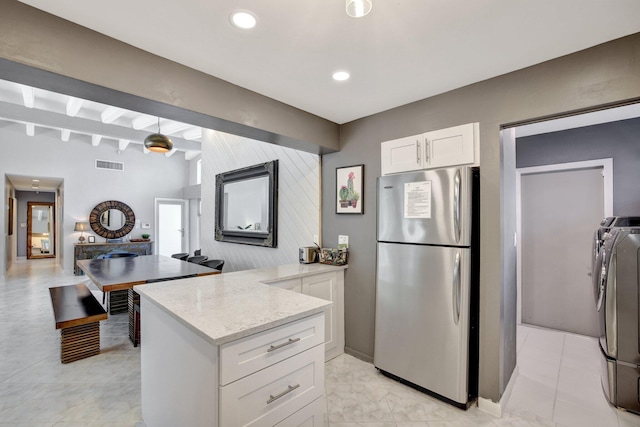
[381,134,424,175]
[381,123,478,175]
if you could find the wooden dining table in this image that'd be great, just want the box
[77,254,220,345]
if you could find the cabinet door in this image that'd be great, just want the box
[424,123,475,168]
[381,134,423,175]
[302,272,344,361]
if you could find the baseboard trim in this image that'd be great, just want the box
[344,346,373,363]
[478,365,519,417]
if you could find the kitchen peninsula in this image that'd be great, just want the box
[135,263,346,427]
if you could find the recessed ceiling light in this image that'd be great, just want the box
[32,179,40,182]
[332,71,350,81]
[230,11,257,29]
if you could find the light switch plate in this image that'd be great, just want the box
[338,234,349,249]
[313,234,319,244]
[141,223,151,229]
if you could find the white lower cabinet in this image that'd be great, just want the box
[219,344,324,426]
[141,300,326,427]
[266,269,345,361]
[274,396,325,427]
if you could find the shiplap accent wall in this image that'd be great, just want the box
[200,129,320,272]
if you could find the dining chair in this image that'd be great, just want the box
[171,253,189,261]
[187,255,208,264]
[200,259,224,271]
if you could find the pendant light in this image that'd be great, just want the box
[144,117,173,153]
[346,0,372,18]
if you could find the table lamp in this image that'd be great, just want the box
[74,222,90,243]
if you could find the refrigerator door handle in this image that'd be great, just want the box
[453,168,461,244]
[453,251,461,325]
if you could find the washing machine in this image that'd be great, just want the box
[595,217,640,413]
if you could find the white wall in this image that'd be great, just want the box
[200,129,320,272]
[0,123,190,273]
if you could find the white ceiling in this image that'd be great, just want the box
[3,0,640,193]
[15,0,640,125]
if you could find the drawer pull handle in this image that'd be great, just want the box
[267,384,300,404]
[267,337,300,352]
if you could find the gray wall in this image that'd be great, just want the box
[0,122,189,272]
[517,117,640,215]
[15,191,55,256]
[1,0,639,404]
[323,34,640,402]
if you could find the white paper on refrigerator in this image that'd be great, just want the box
[404,181,431,218]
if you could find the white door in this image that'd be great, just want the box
[155,199,188,257]
[518,160,612,337]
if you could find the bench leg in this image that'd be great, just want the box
[60,322,100,364]
[109,290,128,314]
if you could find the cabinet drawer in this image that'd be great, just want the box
[219,344,324,427]
[274,396,325,427]
[220,312,324,385]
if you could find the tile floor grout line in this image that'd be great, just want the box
[551,332,566,426]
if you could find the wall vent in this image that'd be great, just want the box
[95,159,124,171]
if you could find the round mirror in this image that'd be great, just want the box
[100,209,127,231]
[89,200,135,239]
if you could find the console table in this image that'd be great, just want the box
[73,241,153,275]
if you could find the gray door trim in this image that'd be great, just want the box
[515,158,613,324]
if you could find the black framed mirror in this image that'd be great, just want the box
[89,200,136,239]
[215,160,278,247]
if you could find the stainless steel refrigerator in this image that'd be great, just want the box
[374,166,479,408]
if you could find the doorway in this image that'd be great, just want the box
[155,198,188,257]
[27,201,56,259]
[517,160,612,337]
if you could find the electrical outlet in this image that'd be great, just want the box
[313,234,319,244]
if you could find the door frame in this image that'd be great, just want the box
[515,158,613,324]
[154,198,189,256]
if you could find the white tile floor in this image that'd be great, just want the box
[506,324,640,427]
[2,257,640,426]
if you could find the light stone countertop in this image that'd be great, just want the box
[134,263,346,346]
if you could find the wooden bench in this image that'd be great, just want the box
[49,284,108,364]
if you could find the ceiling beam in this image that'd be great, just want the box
[92,134,102,146]
[21,85,34,108]
[61,128,70,141]
[0,101,202,152]
[101,106,125,123]
[118,139,130,151]
[66,97,84,117]
[131,114,156,130]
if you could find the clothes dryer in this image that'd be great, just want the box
[596,218,640,413]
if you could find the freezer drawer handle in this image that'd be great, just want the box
[267,384,300,404]
[453,251,461,325]
[267,337,300,352]
[454,168,461,244]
